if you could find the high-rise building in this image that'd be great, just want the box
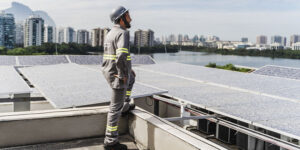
[284,37,287,47]
[77,29,89,44]
[24,16,44,47]
[177,34,183,42]
[147,30,154,46]
[292,42,300,50]
[161,35,167,44]
[207,35,220,42]
[256,35,267,45]
[57,27,64,44]
[64,27,76,43]
[168,34,176,42]
[183,35,189,41]
[44,25,55,43]
[271,35,286,46]
[91,28,110,47]
[192,35,199,43]
[177,34,183,45]
[290,35,300,46]
[56,27,76,44]
[241,37,248,43]
[199,35,206,42]
[15,22,23,46]
[134,29,154,47]
[0,12,15,49]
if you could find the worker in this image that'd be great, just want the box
[102,6,136,150]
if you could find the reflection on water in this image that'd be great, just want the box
[152,51,300,68]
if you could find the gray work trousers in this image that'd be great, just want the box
[104,72,135,146]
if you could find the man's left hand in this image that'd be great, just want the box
[132,70,136,77]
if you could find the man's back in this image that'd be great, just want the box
[102,25,131,89]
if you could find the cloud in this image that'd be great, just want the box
[1,0,300,42]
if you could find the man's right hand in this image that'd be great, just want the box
[114,74,127,84]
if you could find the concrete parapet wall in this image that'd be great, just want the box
[0,106,227,149]
[0,106,127,148]
[0,101,54,113]
[129,108,227,150]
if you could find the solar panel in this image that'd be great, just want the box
[256,117,300,138]
[19,64,167,108]
[131,55,155,65]
[134,68,274,108]
[136,63,300,102]
[0,56,16,66]
[134,64,300,138]
[253,65,300,80]
[68,55,102,65]
[18,55,69,66]
[68,55,155,65]
[0,66,31,96]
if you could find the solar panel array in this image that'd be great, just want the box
[19,64,167,108]
[134,63,300,138]
[68,55,155,65]
[137,63,300,102]
[0,56,16,66]
[0,55,155,66]
[0,66,31,96]
[18,55,69,66]
[68,55,102,65]
[253,65,300,80]
[131,55,155,65]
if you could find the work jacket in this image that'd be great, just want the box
[102,24,132,89]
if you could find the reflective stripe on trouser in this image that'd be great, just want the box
[104,89,126,146]
[121,71,136,113]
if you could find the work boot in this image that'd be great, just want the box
[104,142,128,150]
[122,103,135,116]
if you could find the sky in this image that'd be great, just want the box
[1,0,300,42]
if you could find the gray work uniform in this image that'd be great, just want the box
[102,24,135,146]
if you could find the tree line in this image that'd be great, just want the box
[182,46,300,59]
[3,43,299,59]
[0,43,102,55]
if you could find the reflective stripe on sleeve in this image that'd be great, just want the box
[116,48,129,54]
[107,125,118,131]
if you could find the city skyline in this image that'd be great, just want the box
[1,0,300,42]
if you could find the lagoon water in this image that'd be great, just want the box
[150,51,300,68]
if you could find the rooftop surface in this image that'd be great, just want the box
[2,135,138,150]
[0,55,299,149]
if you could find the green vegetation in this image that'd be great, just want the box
[130,45,179,54]
[182,46,300,59]
[1,43,102,55]
[206,63,253,73]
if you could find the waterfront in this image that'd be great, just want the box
[151,51,300,68]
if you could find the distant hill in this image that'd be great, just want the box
[4,2,56,26]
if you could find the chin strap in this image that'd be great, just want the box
[121,15,131,29]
